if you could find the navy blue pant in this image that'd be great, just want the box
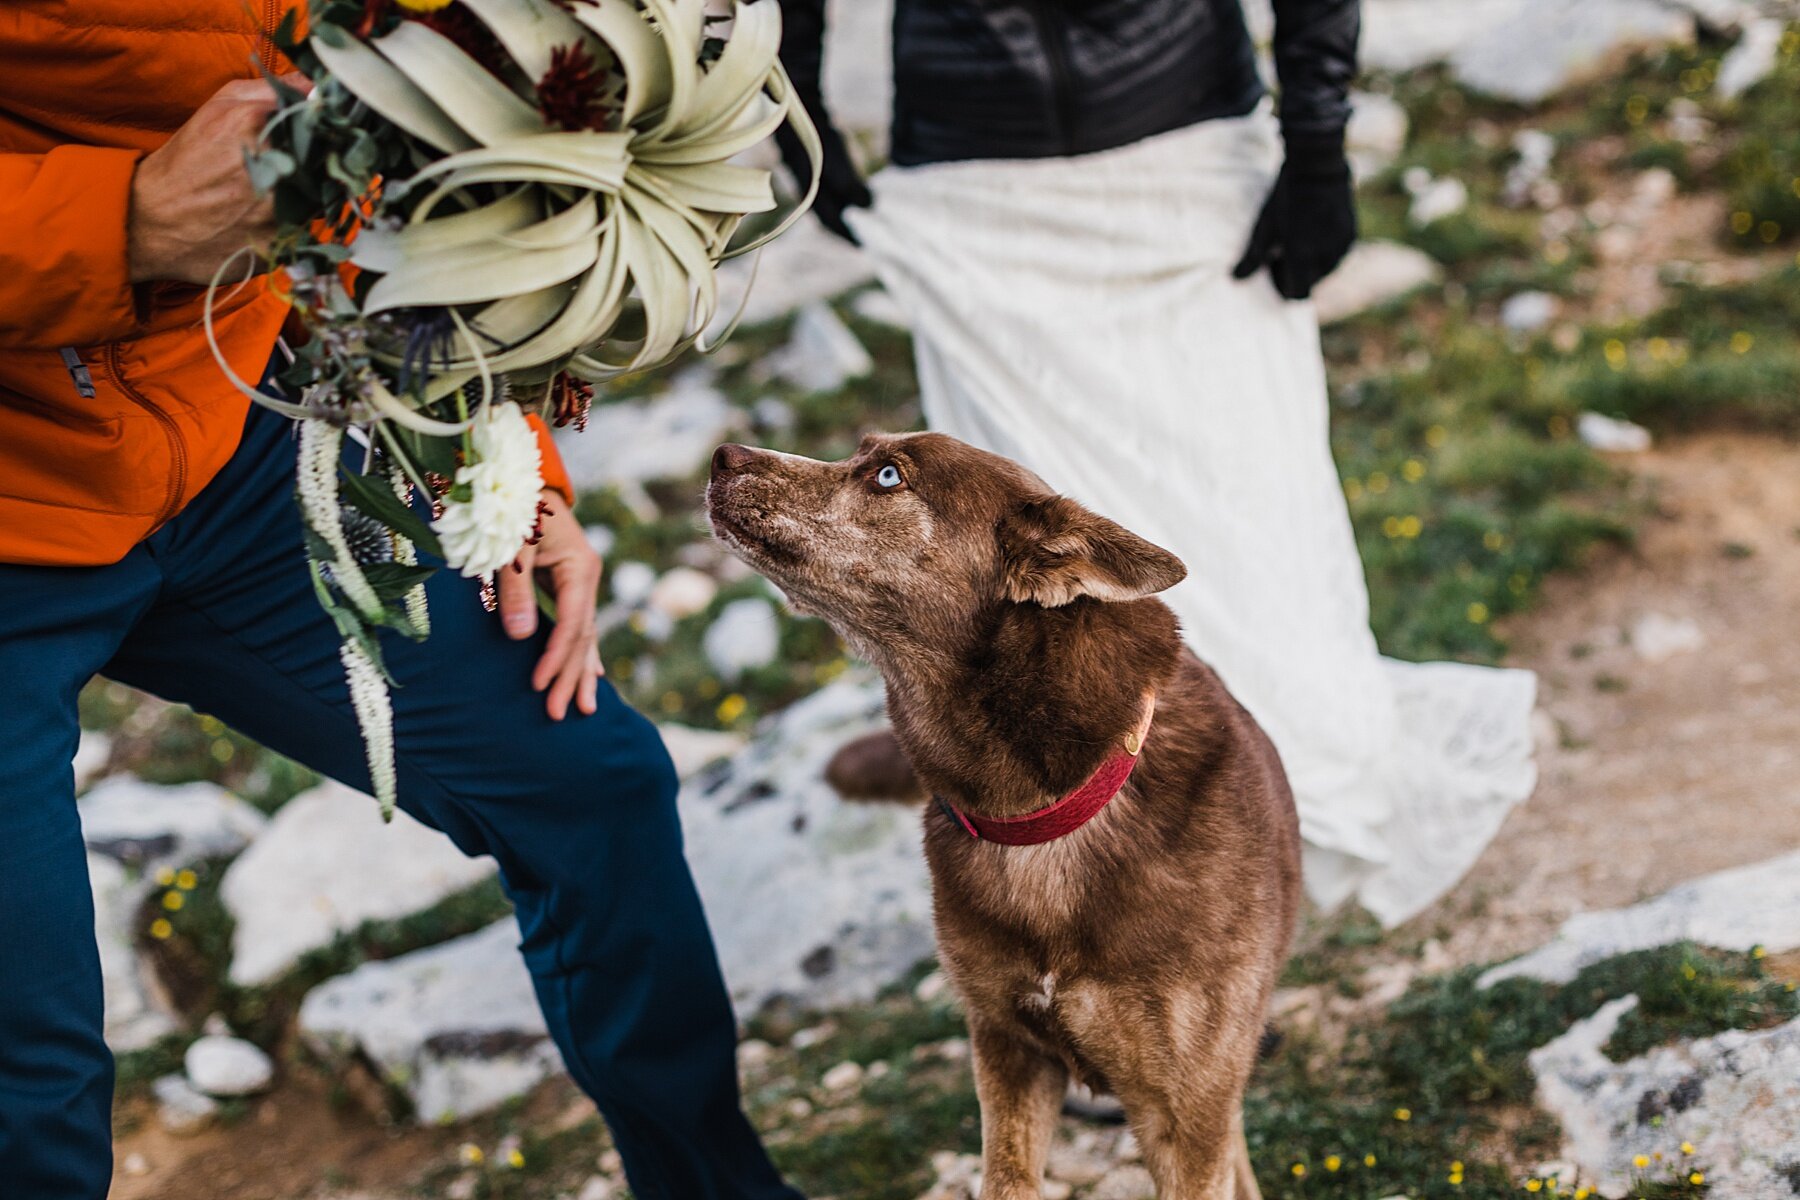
[0,403,802,1200]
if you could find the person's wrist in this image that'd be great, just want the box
[1280,128,1350,182]
[125,157,174,284]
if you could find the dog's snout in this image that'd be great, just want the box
[711,443,756,478]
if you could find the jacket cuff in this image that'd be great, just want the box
[1280,126,1352,179]
[526,412,576,508]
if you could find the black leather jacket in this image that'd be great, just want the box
[776,0,1360,167]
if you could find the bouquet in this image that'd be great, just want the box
[210,0,819,816]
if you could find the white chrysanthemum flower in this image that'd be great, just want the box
[433,400,545,578]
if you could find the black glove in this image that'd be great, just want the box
[775,118,871,245]
[1232,131,1357,301]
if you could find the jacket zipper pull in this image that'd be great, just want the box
[60,347,97,398]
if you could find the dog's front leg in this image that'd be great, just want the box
[968,1018,1067,1200]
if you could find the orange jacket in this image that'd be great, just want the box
[0,2,571,567]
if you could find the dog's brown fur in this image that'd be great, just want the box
[707,433,1301,1199]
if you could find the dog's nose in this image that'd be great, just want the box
[711,443,756,477]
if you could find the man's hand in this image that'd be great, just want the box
[499,491,604,720]
[1232,132,1358,302]
[127,74,309,285]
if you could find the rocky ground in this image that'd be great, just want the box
[81,1,1800,1197]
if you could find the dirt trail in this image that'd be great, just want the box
[1419,430,1800,967]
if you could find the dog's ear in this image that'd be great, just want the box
[1000,495,1187,607]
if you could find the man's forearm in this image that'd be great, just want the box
[1270,0,1360,138]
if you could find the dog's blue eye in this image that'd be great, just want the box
[876,465,903,489]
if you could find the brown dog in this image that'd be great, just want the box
[706,433,1301,1199]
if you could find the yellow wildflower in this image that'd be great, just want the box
[1467,602,1490,624]
[161,890,185,912]
[155,866,177,887]
[1527,1181,1543,1193]
[1730,210,1755,234]
[149,918,173,940]
[1425,424,1448,448]
[1633,1155,1650,1169]
[1731,331,1755,355]
[1291,1163,1307,1178]
[1752,945,1768,960]
[1402,458,1426,483]
[1325,1155,1341,1172]
[176,868,198,891]
[1603,339,1628,370]
[1365,1153,1378,1167]
[1398,515,1423,539]
[1689,1172,1704,1185]
[716,693,748,723]
[460,1144,485,1165]
[1367,471,1390,495]
[1681,1141,1696,1155]
[507,1148,526,1170]
[1394,1107,1412,1121]
[1344,478,1365,501]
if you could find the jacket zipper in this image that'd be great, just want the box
[257,0,281,72]
[1028,0,1077,154]
[104,345,189,529]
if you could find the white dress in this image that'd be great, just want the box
[846,106,1537,926]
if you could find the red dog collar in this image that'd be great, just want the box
[939,699,1154,846]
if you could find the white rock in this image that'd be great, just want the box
[1666,97,1713,144]
[751,396,797,432]
[647,566,718,623]
[79,776,267,869]
[920,1151,984,1200]
[1408,175,1470,226]
[1451,0,1694,104]
[1501,290,1561,333]
[575,1178,617,1200]
[850,286,912,330]
[679,674,937,1015]
[220,780,495,989]
[714,219,878,330]
[120,1152,150,1177]
[582,524,615,560]
[702,597,783,679]
[1578,412,1654,453]
[913,970,950,1005]
[658,724,749,781]
[153,1074,218,1134]
[1361,0,1531,72]
[1480,849,1800,986]
[766,303,875,395]
[89,853,178,1053]
[1312,242,1444,325]
[736,1038,775,1071]
[608,560,657,609]
[1042,1180,1073,1200]
[184,1035,273,1097]
[556,371,743,491]
[820,1060,865,1092]
[298,919,564,1123]
[1092,1165,1158,1200]
[1716,17,1784,98]
[1632,612,1705,663]
[1531,999,1800,1198]
[74,730,113,791]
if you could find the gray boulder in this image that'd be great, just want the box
[679,674,937,1015]
[555,370,744,492]
[703,597,783,680]
[1450,0,1694,104]
[1480,850,1800,987]
[298,919,563,1124]
[89,853,178,1053]
[1312,242,1443,325]
[1531,996,1800,1199]
[79,776,267,869]
[220,780,495,989]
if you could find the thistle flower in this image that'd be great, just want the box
[536,42,616,132]
[432,401,545,577]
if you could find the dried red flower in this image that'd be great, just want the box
[410,3,511,80]
[549,372,595,431]
[536,43,615,133]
